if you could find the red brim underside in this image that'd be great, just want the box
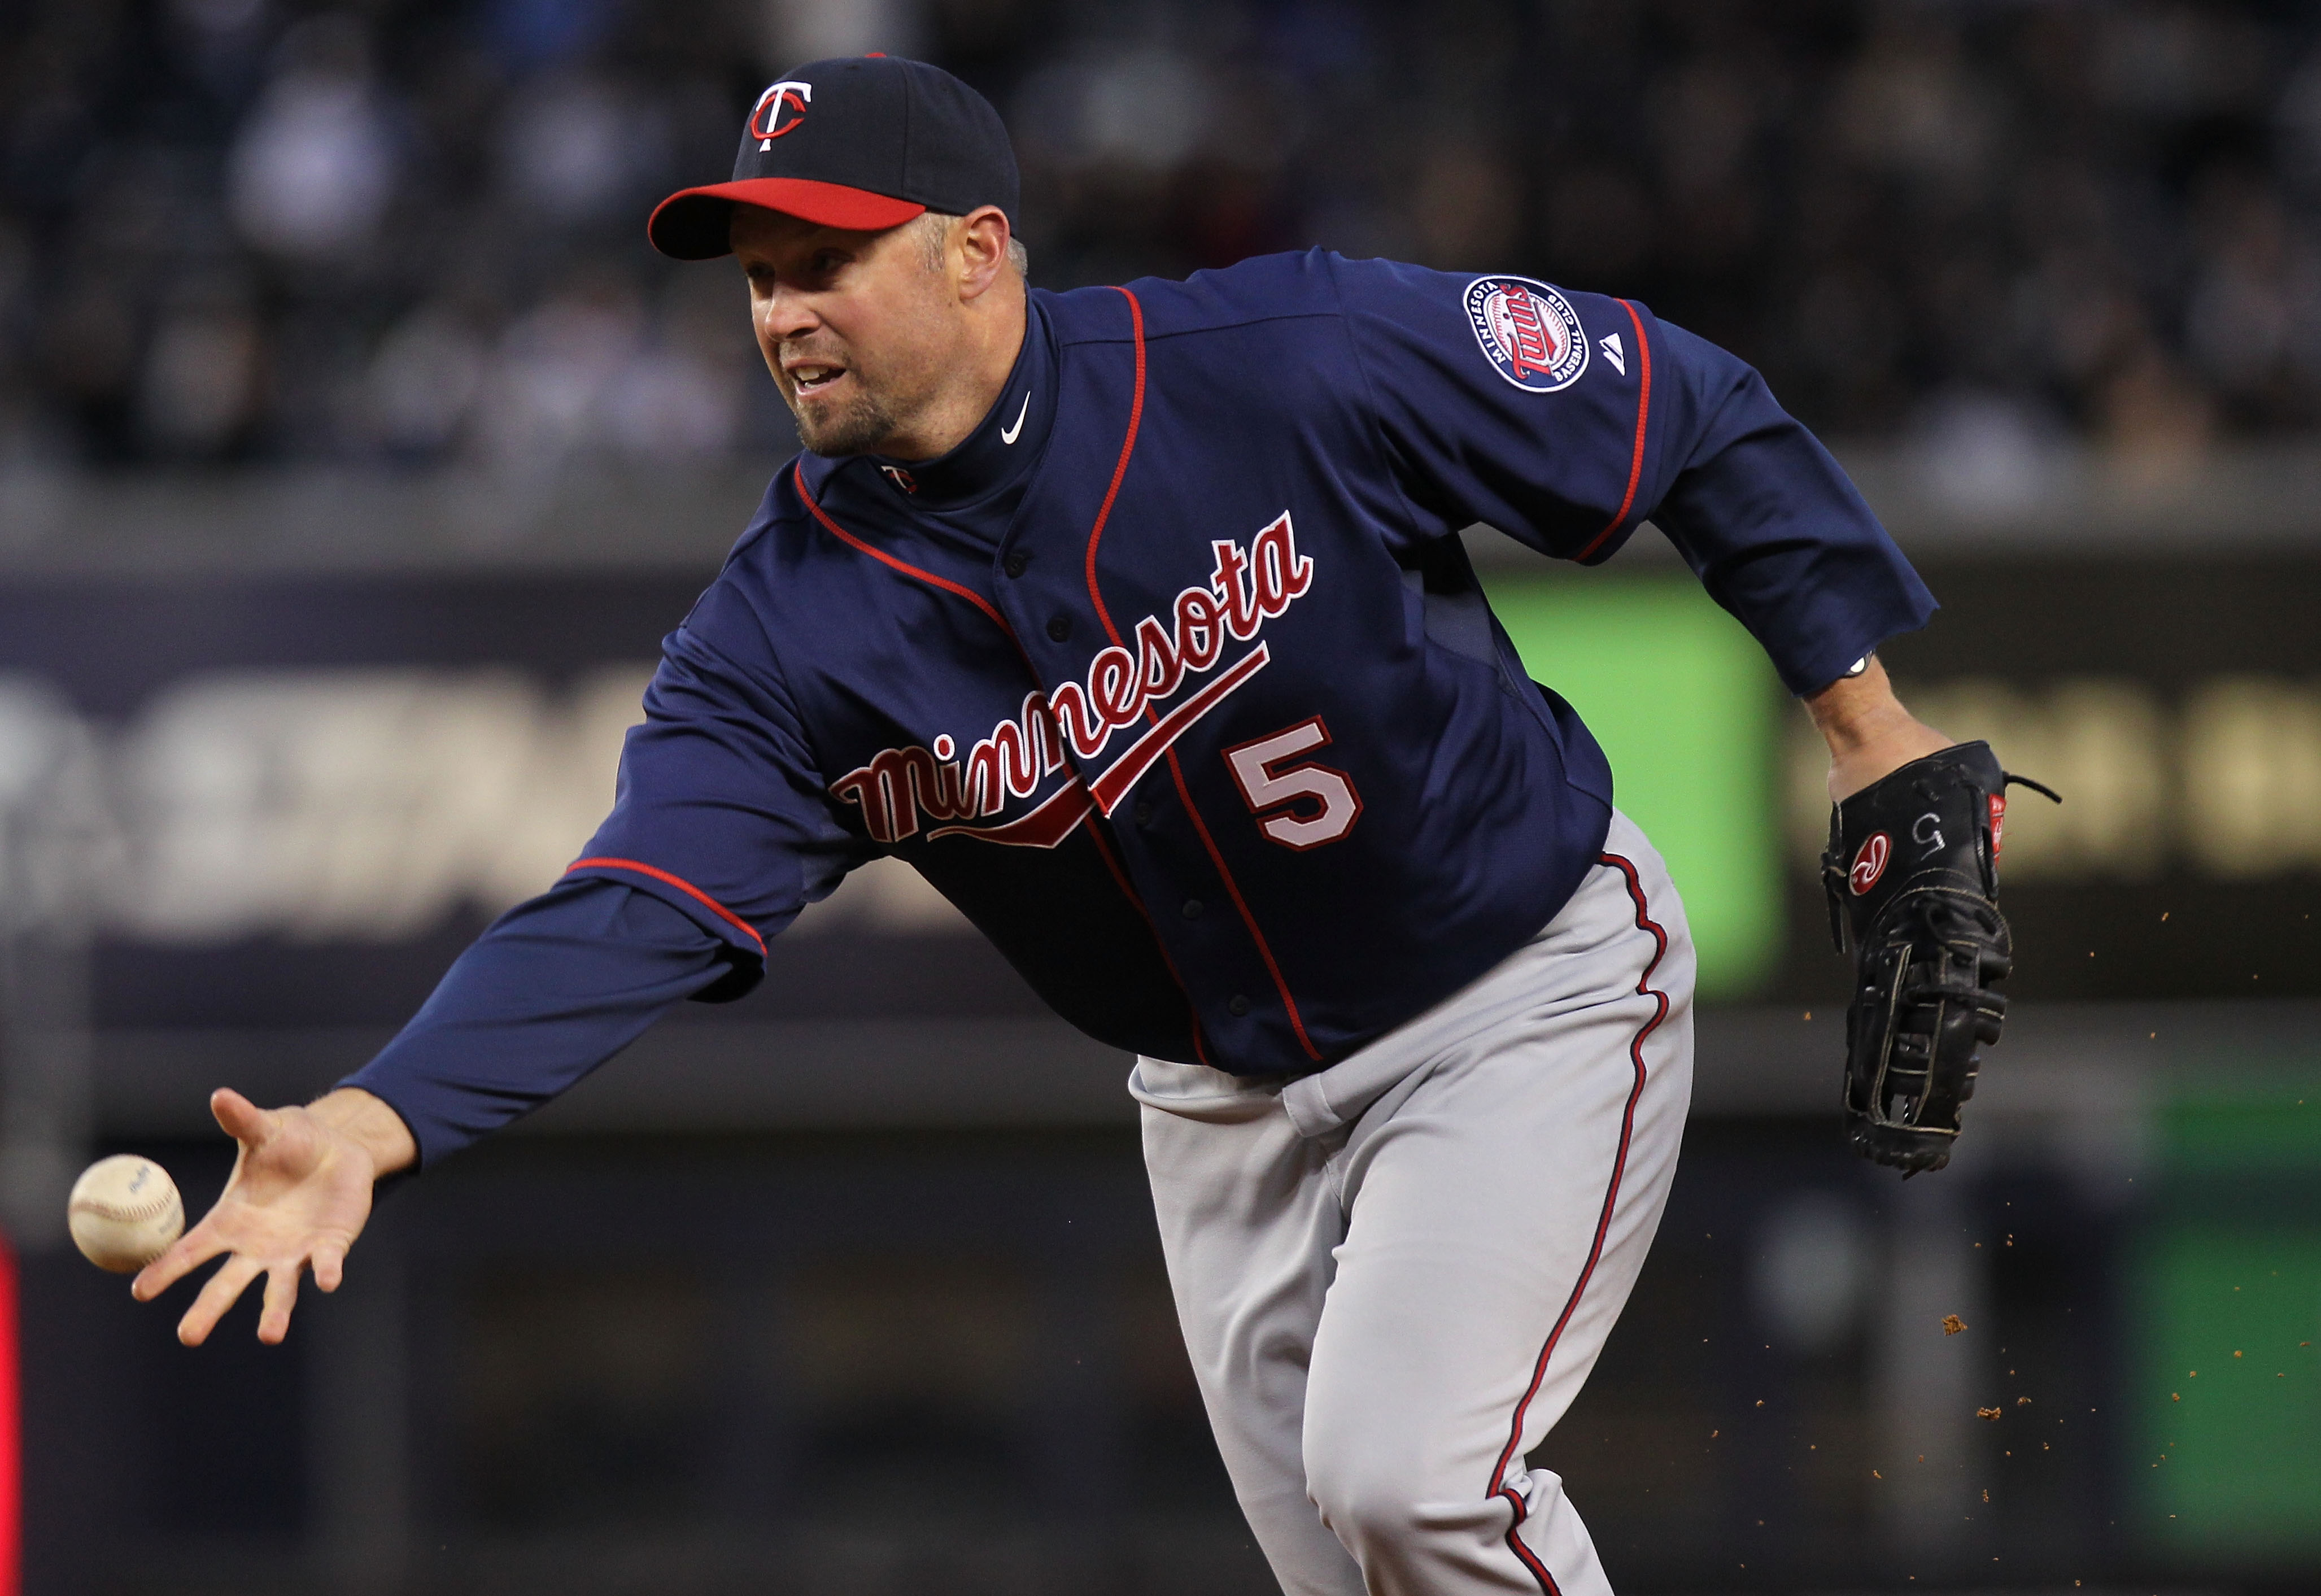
[647,178,927,259]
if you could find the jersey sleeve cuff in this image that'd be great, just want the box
[1780,592,1937,698]
[334,1069,456,1174]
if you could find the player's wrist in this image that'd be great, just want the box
[306,1087,419,1180]
[1805,657,1954,800]
[1826,725,1955,803]
[1804,655,1903,742]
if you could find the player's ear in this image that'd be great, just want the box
[954,205,1013,303]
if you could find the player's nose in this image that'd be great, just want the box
[757,283,823,343]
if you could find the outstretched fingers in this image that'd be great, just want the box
[312,1240,347,1294]
[155,1231,335,1344]
[141,1090,378,1344]
[258,1262,303,1345]
[178,1253,264,1346]
[133,1222,229,1302]
[210,1085,278,1146]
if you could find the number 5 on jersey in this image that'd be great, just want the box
[1224,717,1363,849]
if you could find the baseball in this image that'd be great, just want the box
[67,1154,185,1274]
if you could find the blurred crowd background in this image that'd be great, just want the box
[7,0,2321,477]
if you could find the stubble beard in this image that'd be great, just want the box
[789,386,900,457]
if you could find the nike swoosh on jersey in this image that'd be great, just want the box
[1000,390,1031,444]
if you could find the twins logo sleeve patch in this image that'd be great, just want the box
[1463,276,1589,393]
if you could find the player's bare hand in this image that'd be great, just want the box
[132,1087,415,1346]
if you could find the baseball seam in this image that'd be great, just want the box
[73,1185,181,1224]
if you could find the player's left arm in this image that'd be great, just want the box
[1335,255,2042,1173]
[1568,304,2050,1173]
[1331,255,1936,697]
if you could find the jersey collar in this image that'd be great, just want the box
[839,294,1057,513]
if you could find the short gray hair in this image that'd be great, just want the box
[916,210,1029,281]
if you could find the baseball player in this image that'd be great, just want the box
[133,56,2031,1596]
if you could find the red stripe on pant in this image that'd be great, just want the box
[1487,851,1670,1595]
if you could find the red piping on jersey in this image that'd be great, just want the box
[566,857,767,956]
[1082,286,1323,1063]
[1081,285,1148,645]
[794,462,1021,645]
[792,438,1207,1060]
[1571,301,1654,564]
[1488,850,1668,1595]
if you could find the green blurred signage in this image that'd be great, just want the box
[1482,570,1786,998]
[2134,1082,2321,1559]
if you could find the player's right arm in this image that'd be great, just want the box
[139,593,860,1342]
[132,875,740,1343]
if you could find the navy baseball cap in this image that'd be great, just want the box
[648,55,1019,259]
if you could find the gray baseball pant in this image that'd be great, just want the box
[1132,812,1695,1596]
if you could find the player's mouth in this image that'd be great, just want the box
[786,360,849,398]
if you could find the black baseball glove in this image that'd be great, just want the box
[1822,742,2058,1175]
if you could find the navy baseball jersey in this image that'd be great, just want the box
[350,249,1932,1164]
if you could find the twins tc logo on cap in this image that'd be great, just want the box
[1464,276,1587,393]
[749,80,812,145]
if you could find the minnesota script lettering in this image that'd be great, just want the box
[831,512,1314,848]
